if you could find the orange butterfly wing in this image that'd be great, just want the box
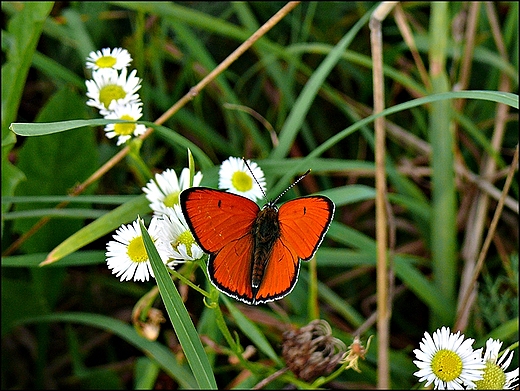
[278,196,335,260]
[253,196,335,303]
[180,187,259,302]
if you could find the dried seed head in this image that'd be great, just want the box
[282,319,346,382]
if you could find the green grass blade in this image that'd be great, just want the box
[270,5,374,161]
[270,90,518,196]
[43,194,151,266]
[10,119,214,172]
[10,119,136,136]
[2,251,105,268]
[140,220,217,389]
[428,2,456,326]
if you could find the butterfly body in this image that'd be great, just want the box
[180,186,334,305]
[251,203,280,291]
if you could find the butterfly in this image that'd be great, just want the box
[180,169,334,305]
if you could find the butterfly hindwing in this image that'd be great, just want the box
[208,236,255,303]
[253,237,300,303]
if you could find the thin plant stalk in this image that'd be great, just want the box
[370,2,397,388]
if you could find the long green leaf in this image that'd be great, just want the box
[270,4,374,161]
[9,119,214,171]
[270,90,519,196]
[42,194,150,266]
[140,220,217,389]
[428,2,456,326]
[10,119,138,136]
[2,251,105,268]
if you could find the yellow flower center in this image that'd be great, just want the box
[172,231,196,257]
[127,236,148,263]
[114,114,136,136]
[163,191,180,208]
[231,171,253,192]
[99,84,126,109]
[431,349,463,382]
[96,55,117,68]
[474,361,506,390]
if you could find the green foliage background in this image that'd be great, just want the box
[2,2,518,389]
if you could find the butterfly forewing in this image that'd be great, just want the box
[180,187,259,253]
[278,196,335,260]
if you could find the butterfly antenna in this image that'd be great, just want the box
[242,157,268,202]
[273,169,311,204]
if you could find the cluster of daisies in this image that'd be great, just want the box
[413,326,518,389]
[85,47,146,145]
[105,156,266,282]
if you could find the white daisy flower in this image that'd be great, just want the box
[156,204,205,267]
[105,216,168,282]
[86,67,142,112]
[86,47,132,71]
[413,326,485,389]
[142,167,203,216]
[218,157,266,201]
[473,338,519,390]
[103,103,147,145]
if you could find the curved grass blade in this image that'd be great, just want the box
[270,4,375,161]
[42,194,151,266]
[140,220,217,389]
[2,250,105,268]
[10,119,213,171]
[10,119,130,136]
[270,90,519,196]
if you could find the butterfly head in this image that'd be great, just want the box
[242,158,312,207]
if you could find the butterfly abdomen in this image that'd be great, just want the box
[251,205,280,290]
